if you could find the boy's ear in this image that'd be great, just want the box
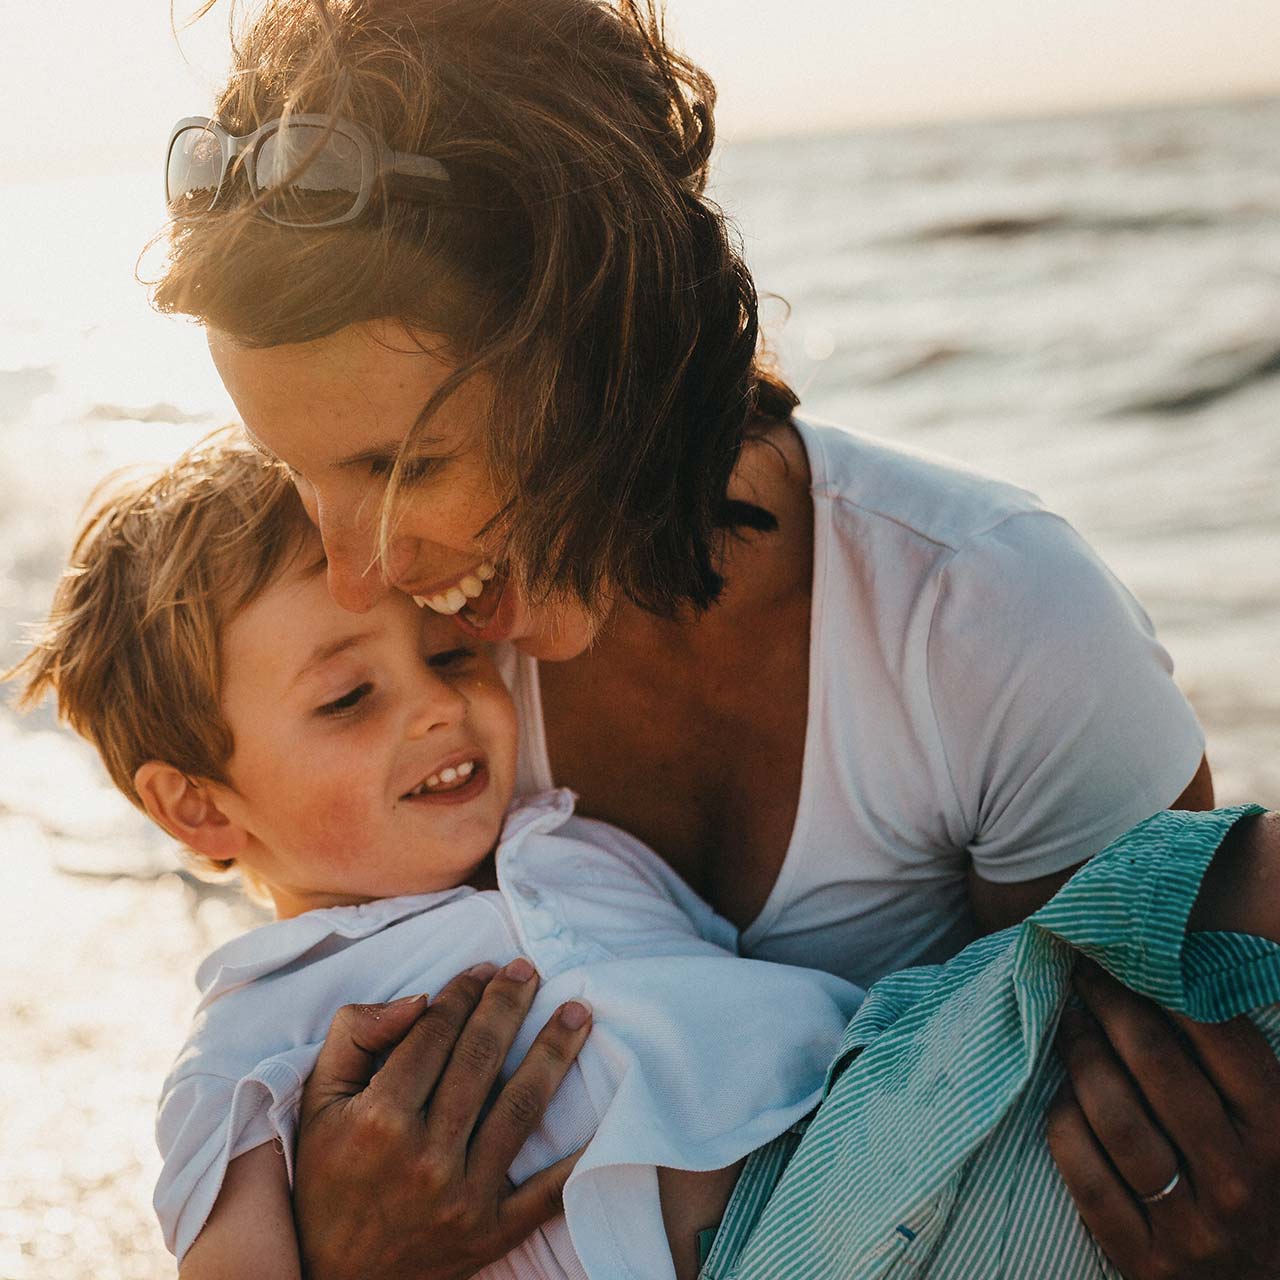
[133,762,249,861]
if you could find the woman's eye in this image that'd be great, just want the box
[317,683,372,717]
[428,647,475,669]
[367,455,437,485]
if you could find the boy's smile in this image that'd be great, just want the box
[205,535,518,918]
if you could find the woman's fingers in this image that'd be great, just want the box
[1052,962,1280,1277]
[299,993,431,1124]
[1045,1078,1150,1277]
[1070,965,1247,1187]
[1170,1011,1280,1123]
[493,1148,588,1254]
[293,963,584,1280]
[469,999,594,1191]
[1053,1003,1185,1204]
[365,966,497,1115]
[422,958,546,1152]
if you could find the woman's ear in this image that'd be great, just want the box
[133,761,249,861]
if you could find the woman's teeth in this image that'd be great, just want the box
[413,563,497,615]
[408,759,477,796]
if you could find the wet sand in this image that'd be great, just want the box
[0,725,263,1279]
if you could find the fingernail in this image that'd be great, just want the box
[560,1000,592,1030]
[389,993,428,1007]
[468,963,499,981]
[503,957,536,983]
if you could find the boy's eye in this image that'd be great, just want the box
[317,683,372,717]
[428,647,475,669]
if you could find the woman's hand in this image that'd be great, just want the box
[293,961,593,1280]
[1047,963,1280,1279]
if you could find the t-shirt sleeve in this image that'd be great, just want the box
[926,511,1206,883]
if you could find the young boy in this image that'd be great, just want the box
[13,431,1280,1280]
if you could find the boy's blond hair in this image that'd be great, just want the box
[8,429,315,879]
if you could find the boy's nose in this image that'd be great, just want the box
[406,677,467,739]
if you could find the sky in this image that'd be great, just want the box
[1,0,1278,180]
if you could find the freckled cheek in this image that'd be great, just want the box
[295,786,388,865]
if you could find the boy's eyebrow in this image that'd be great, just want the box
[293,633,374,686]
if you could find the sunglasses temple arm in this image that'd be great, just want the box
[388,153,451,184]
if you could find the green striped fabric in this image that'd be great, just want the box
[707,805,1279,1279]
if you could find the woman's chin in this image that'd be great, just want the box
[502,586,602,660]
[451,577,600,660]
[508,598,601,661]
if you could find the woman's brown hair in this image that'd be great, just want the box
[156,0,799,617]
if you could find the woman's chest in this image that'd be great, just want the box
[538,616,811,930]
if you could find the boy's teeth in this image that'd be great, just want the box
[476,561,497,581]
[459,574,484,599]
[412,596,429,609]
[410,759,479,796]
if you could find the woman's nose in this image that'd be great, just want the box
[325,552,390,614]
[309,496,413,614]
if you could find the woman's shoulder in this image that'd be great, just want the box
[794,416,1048,554]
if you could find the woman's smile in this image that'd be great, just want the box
[410,559,498,616]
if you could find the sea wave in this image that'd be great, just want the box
[1113,340,1280,416]
[86,402,215,425]
[894,208,1238,244]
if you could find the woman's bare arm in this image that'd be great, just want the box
[179,1143,300,1280]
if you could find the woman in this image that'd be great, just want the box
[156,0,1279,1275]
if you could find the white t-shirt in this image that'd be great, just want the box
[154,790,861,1279]
[506,420,1205,989]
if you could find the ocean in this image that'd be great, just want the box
[1,96,1277,1276]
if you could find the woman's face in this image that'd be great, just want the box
[208,321,600,660]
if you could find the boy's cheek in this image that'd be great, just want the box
[304,789,384,859]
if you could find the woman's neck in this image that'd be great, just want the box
[594,421,814,669]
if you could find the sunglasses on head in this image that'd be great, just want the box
[165,115,451,228]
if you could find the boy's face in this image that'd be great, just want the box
[210,539,518,917]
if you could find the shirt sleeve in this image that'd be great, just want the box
[153,1058,305,1260]
[926,510,1206,883]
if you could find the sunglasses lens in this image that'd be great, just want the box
[167,125,224,211]
[256,125,366,225]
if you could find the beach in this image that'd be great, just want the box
[1,97,1278,1277]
